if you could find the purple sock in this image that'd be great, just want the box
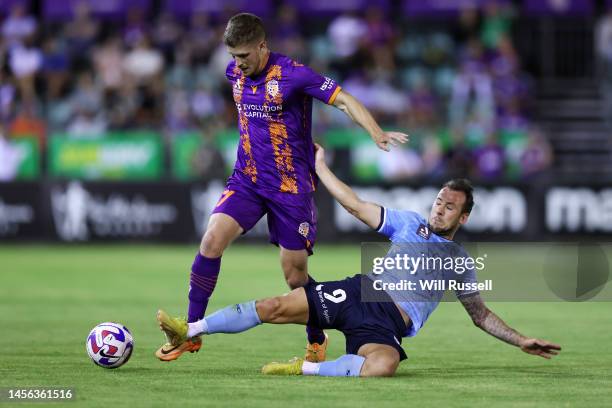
[305,275,326,344]
[187,253,221,323]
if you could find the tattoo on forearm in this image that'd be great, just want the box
[460,295,525,347]
[480,312,524,346]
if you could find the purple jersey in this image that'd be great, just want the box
[226,52,341,194]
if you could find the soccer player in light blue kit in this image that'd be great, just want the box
[157,145,561,377]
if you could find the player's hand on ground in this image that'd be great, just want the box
[374,131,409,151]
[519,338,561,359]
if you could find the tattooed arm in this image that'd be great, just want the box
[459,293,562,359]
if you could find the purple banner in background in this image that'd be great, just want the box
[523,0,593,16]
[0,0,31,15]
[43,0,152,21]
[401,0,512,17]
[165,0,273,18]
[404,0,482,17]
[286,0,391,15]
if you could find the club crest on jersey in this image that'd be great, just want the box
[417,224,431,240]
[298,222,310,238]
[266,80,279,97]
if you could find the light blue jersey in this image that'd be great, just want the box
[371,208,479,337]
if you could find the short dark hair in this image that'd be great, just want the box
[223,13,266,47]
[442,178,474,214]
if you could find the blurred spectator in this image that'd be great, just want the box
[188,12,217,65]
[463,108,493,147]
[0,69,16,124]
[519,130,553,178]
[93,35,125,92]
[454,6,481,45]
[69,71,103,115]
[489,35,519,78]
[408,78,438,128]
[444,132,473,178]
[106,86,139,130]
[42,35,70,100]
[497,99,529,133]
[473,134,505,180]
[363,6,395,72]
[123,7,149,48]
[378,146,423,180]
[165,86,192,133]
[207,41,233,82]
[66,109,107,138]
[343,71,407,123]
[8,37,42,103]
[123,36,164,85]
[64,1,100,66]
[1,3,36,49]
[9,102,46,148]
[328,12,368,75]
[421,134,445,178]
[449,39,495,129]
[166,44,194,89]
[271,4,306,62]
[152,12,183,62]
[191,82,224,127]
[422,32,455,68]
[480,0,514,50]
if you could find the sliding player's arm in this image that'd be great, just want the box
[332,90,408,152]
[459,294,561,359]
[314,144,381,229]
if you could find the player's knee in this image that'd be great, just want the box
[284,272,308,289]
[255,297,284,323]
[360,355,399,377]
[281,260,308,289]
[200,230,226,257]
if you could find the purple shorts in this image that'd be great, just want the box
[212,178,317,255]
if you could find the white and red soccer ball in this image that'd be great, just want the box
[86,322,134,368]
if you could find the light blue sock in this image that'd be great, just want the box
[315,354,365,377]
[203,301,262,334]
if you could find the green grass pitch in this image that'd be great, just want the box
[1,244,611,407]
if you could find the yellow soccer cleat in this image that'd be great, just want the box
[155,309,201,361]
[155,337,202,362]
[261,357,303,376]
[156,309,188,345]
[304,333,328,363]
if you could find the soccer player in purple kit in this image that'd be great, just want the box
[155,13,408,362]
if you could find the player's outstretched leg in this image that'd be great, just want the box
[261,343,400,377]
[155,288,310,361]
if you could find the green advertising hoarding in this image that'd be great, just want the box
[171,131,238,180]
[9,137,40,179]
[49,133,163,180]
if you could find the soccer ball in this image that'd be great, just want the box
[86,322,134,369]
